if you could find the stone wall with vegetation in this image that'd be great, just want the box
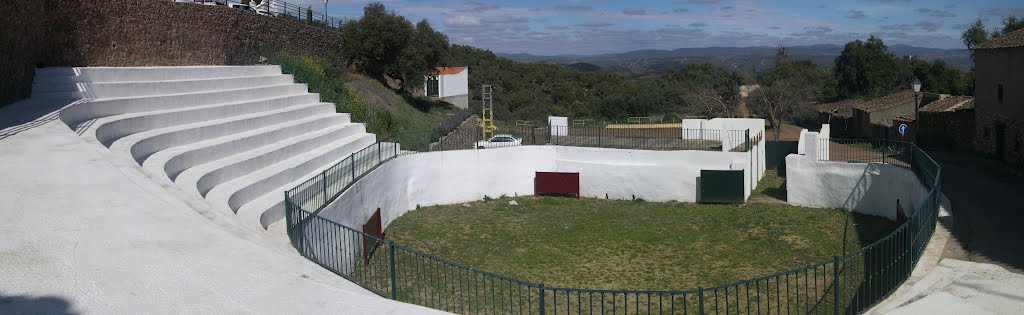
[975,111,1024,168]
[0,0,47,107]
[1,0,346,107]
[917,109,976,152]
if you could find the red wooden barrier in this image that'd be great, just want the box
[362,208,385,265]
[534,172,580,198]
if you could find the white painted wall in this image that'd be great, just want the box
[317,145,765,232]
[553,146,749,202]
[785,132,928,220]
[797,129,809,155]
[818,124,831,160]
[439,69,468,98]
[678,118,766,153]
[548,116,568,136]
[786,156,928,220]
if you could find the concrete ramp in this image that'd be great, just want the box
[40,66,375,234]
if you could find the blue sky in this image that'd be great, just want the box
[292,0,1024,55]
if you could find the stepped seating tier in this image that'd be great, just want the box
[39,66,375,236]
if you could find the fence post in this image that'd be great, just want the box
[539,283,546,315]
[531,127,536,145]
[698,287,705,315]
[378,142,382,164]
[285,191,295,246]
[321,172,328,206]
[881,138,886,164]
[350,156,355,182]
[389,242,397,300]
[745,129,750,152]
[833,256,841,314]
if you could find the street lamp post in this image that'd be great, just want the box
[912,77,922,142]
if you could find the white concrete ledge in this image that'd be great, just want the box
[223,134,377,213]
[33,75,296,98]
[34,65,282,82]
[124,103,336,163]
[59,83,310,128]
[94,93,320,147]
[155,114,349,181]
[195,123,366,196]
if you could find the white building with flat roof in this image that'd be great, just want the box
[425,66,469,109]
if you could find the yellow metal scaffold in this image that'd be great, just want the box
[481,85,497,139]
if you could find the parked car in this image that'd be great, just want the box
[474,134,522,149]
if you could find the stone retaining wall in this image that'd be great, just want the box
[1,0,346,107]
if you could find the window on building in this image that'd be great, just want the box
[997,83,1004,104]
[427,77,439,97]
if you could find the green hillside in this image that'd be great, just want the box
[268,52,459,146]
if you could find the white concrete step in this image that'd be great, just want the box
[60,83,310,128]
[247,142,398,229]
[114,103,334,163]
[194,122,366,196]
[33,66,282,83]
[204,133,375,219]
[32,75,296,98]
[227,134,377,229]
[152,114,350,181]
[93,93,319,147]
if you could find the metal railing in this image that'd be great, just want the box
[285,141,399,213]
[175,0,348,31]
[818,139,912,168]
[395,126,760,153]
[284,139,940,314]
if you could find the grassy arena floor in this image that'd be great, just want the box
[384,196,896,291]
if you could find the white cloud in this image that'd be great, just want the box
[444,16,483,27]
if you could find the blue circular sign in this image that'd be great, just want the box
[898,124,908,135]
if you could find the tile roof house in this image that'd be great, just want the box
[895,95,974,122]
[901,96,976,150]
[848,90,941,138]
[816,99,863,118]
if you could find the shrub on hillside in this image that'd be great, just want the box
[267,51,396,136]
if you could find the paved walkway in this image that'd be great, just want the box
[0,100,445,313]
[932,152,1024,274]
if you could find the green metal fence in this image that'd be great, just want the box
[284,139,941,314]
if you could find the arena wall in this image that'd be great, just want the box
[317,145,763,230]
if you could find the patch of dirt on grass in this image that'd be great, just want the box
[780,234,811,249]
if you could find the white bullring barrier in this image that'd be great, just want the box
[786,127,927,220]
[316,143,766,232]
[44,66,375,232]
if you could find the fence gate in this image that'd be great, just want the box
[766,140,799,175]
[699,170,745,204]
[362,208,385,265]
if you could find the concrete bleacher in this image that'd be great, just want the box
[47,65,376,234]
[0,66,445,313]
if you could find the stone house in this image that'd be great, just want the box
[893,96,974,149]
[816,99,863,137]
[973,28,1024,168]
[849,90,940,139]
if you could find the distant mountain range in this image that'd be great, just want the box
[499,44,972,80]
